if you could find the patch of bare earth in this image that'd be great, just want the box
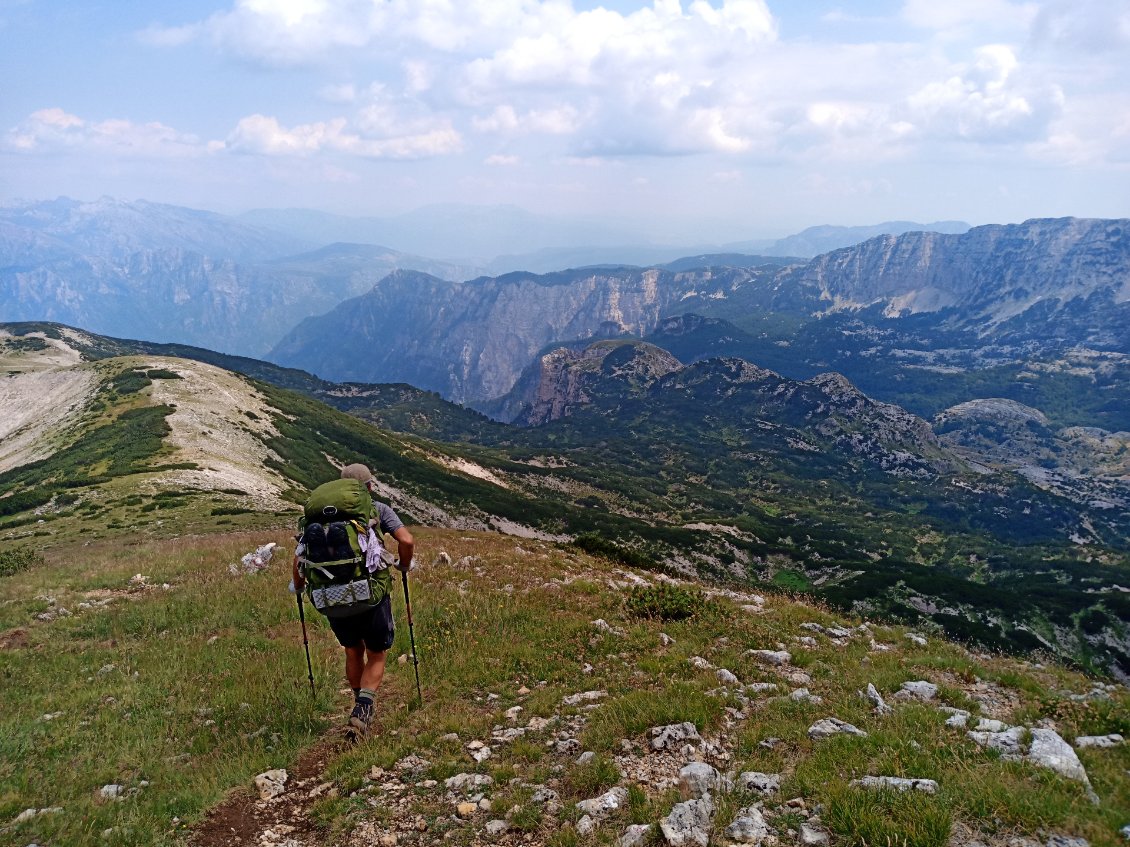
[0,331,98,473]
[141,357,293,512]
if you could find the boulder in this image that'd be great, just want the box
[861,683,893,716]
[800,823,830,845]
[660,796,715,847]
[620,823,652,847]
[724,806,772,843]
[1074,734,1123,749]
[808,718,867,740]
[562,690,607,706]
[650,722,702,751]
[897,680,938,701]
[736,771,781,795]
[679,762,725,799]
[747,649,791,666]
[850,776,939,794]
[576,786,629,820]
[253,770,287,801]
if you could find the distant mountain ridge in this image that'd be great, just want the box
[757,219,971,258]
[0,198,479,358]
[273,217,1130,410]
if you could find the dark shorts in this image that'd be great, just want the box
[327,594,395,651]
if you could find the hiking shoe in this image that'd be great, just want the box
[327,522,352,560]
[349,698,374,734]
[304,523,328,562]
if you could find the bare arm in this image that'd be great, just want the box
[392,526,414,571]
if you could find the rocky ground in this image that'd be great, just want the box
[181,543,1129,847]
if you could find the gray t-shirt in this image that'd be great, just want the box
[374,501,404,536]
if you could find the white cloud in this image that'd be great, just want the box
[901,0,1036,36]
[472,104,579,135]
[319,83,357,104]
[4,108,205,157]
[1029,0,1130,52]
[223,113,462,159]
[485,154,519,166]
[904,45,1062,143]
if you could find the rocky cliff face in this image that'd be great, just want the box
[272,217,1129,404]
[269,267,757,403]
[495,341,681,425]
[795,218,1130,343]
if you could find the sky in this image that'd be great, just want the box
[1,0,1128,242]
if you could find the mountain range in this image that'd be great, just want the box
[4,322,1127,679]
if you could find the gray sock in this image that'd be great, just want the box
[358,687,376,703]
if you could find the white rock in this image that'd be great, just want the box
[577,751,595,764]
[253,770,287,801]
[469,745,492,763]
[974,719,1010,733]
[620,823,651,847]
[576,787,629,820]
[724,806,771,844]
[808,718,867,740]
[736,771,781,794]
[13,807,63,824]
[444,773,494,793]
[562,690,607,706]
[747,649,791,666]
[649,722,702,751]
[99,784,127,802]
[800,823,830,846]
[485,819,508,836]
[851,776,939,794]
[942,708,971,728]
[905,633,928,646]
[898,680,938,701]
[790,687,823,704]
[659,633,675,646]
[660,796,715,847]
[717,668,740,685]
[576,814,596,836]
[968,726,1026,758]
[744,682,780,694]
[861,683,893,716]
[679,762,725,799]
[1075,734,1123,749]
[1028,728,1095,793]
[689,656,715,670]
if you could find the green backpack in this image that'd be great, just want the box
[298,479,392,618]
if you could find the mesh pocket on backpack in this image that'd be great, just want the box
[310,578,372,611]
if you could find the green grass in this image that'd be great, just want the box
[2,526,1128,847]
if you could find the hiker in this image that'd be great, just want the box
[292,463,414,735]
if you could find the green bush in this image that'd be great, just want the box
[625,583,710,621]
[0,546,45,577]
[572,532,657,569]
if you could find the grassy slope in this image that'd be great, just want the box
[1,528,1128,847]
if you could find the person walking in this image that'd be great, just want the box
[292,462,414,736]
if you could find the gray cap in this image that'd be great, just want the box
[340,463,376,485]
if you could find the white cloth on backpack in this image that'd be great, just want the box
[356,527,395,573]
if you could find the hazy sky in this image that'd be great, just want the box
[2,0,1127,241]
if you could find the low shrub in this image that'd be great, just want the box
[0,546,45,577]
[625,583,710,622]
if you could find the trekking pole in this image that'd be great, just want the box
[400,570,423,705]
[295,589,316,700]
